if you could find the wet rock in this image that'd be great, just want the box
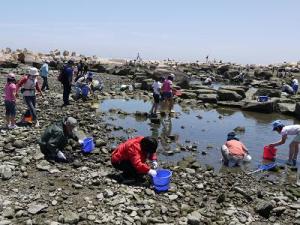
[36,160,51,171]
[0,165,13,180]
[242,99,278,113]
[216,193,226,203]
[255,201,274,218]
[217,89,243,102]
[197,94,218,103]
[277,103,295,115]
[187,211,202,225]
[13,140,25,148]
[255,88,281,98]
[95,139,106,147]
[233,126,245,133]
[272,206,286,216]
[27,203,48,214]
[61,210,80,224]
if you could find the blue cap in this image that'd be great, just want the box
[272,120,283,131]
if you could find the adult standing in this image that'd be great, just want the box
[40,60,49,91]
[60,60,74,107]
[16,67,43,127]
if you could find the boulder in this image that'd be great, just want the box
[255,88,281,98]
[177,78,190,89]
[194,89,217,95]
[141,79,153,90]
[217,90,243,102]
[216,65,230,75]
[180,91,198,99]
[255,201,274,218]
[276,103,295,115]
[197,94,218,103]
[224,70,240,79]
[254,70,273,80]
[242,99,279,113]
[219,86,247,98]
[62,210,80,224]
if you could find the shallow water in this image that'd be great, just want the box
[99,98,300,171]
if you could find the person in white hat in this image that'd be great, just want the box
[16,67,43,127]
[3,73,17,129]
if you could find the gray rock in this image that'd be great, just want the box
[277,103,295,115]
[169,194,178,201]
[13,140,25,148]
[255,88,281,98]
[0,165,13,180]
[62,210,80,224]
[187,211,202,225]
[36,160,51,171]
[197,94,218,103]
[217,89,243,102]
[27,203,48,214]
[272,206,286,216]
[255,201,274,218]
[242,99,279,113]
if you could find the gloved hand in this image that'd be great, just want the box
[57,151,67,160]
[148,169,157,177]
[151,160,158,169]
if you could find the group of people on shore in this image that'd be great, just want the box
[3,64,300,183]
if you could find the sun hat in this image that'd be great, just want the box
[7,73,16,79]
[272,120,284,131]
[65,117,77,127]
[28,67,39,76]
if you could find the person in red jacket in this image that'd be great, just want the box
[111,136,158,178]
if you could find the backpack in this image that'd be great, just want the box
[57,67,66,83]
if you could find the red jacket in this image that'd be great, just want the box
[111,136,157,174]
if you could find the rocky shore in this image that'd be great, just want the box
[0,48,300,225]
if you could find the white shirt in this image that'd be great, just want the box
[152,81,162,95]
[280,125,300,136]
[292,79,298,85]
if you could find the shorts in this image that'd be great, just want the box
[153,93,160,103]
[5,100,16,117]
[162,92,173,100]
[292,133,300,142]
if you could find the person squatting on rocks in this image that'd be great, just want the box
[74,72,94,100]
[16,67,43,127]
[221,132,251,166]
[282,82,294,95]
[291,76,298,94]
[59,60,74,107]
[40,60,49,91]
[3,73,17,129]
[269,120,300,166]
[38,117,78,162]
[150,77,163,116]
[111,136,158,180]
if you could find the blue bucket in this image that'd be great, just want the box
[82,85,89,97]
[257,96,268,102]
[82,137,95,153]
[152,169,172,192]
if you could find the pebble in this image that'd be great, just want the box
[169,194,178,201]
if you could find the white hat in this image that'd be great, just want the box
[28,67,39,76]
[8,73,16,79]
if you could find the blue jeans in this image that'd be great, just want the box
[24,96,37,121]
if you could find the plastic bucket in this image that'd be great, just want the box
[82,137,95,153]
[257,96,268,102]
[81,85,89,97]
[152,169,172,192]
[263,146,277,160]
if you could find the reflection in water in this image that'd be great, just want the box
[100,99,300,172]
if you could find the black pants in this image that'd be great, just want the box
[41,76,49,90]
[63,84,71,105]
[112,160,139,178]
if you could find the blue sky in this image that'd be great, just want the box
[0,0,299,64]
